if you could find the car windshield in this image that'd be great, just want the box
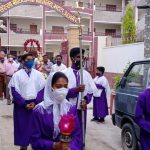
[126,62,150,89]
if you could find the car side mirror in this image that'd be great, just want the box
[120,77,127,88]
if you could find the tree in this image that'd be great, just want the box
[122,4,136,44]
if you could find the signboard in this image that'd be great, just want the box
[0,0,79,24]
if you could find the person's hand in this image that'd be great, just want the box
[26,102,35,110]
[77,84,85,92]
[42,66,46,72]
[26,104,32,110]
[29,102,36,110]
[80,100,87,111]
[53,142,70,150]
[61,142,70,150]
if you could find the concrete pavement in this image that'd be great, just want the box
[0,100,123,150]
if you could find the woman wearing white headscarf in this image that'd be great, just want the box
[30,72,82,150]
[135,69,150,150]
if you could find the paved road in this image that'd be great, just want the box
[0,100,123,150]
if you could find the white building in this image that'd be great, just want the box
[0,0,127,59]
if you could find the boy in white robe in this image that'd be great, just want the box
[92,66,110,123]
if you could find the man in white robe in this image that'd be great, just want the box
[63,47,98,129]
[8,53,46,150]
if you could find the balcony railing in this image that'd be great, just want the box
[95,32,121,38]
[82,34,92,41]
[45,31,92,42]
[82,31,92,41]
[45,31,67,41]
[105,30,145,47]
[10,28,40,34]
[106,36,122,47]
[94,6,122,23]
[2,5,42,18]
[95,6,122,12]
[0,33,42,46]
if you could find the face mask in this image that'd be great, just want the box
[56,61,61,66]
[52,87,68,104]
[8,58,13,62]
[75,60,80,69]
[96,73,100,76]
[24,61,34,69]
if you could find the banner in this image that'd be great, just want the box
[0,0,79,24]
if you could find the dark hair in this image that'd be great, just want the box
[18,55,22,62]
[21,53,33,61]
[56,55,62,59]
[52,72,68,86]
[70,47,85,58]
[43,54,48,58]
[97,66,105,74]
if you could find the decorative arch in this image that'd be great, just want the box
[24,39,40,52]
[0,0,79,24]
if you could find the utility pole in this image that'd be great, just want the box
[7,9,10,54]
[42,5,45,54]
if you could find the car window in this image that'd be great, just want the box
[126,63,150,89]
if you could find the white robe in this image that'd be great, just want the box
[63,67,99,109]
[51,63,66,72]
[94,76,111,106]
[9,69,46,100]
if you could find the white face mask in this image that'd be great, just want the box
[52,87,68,104]
[8,58,13,62]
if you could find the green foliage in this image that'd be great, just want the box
[126,64,142,83]
[127,71,137,83]
[113,75,122,90]
[122,4,136,44]
[113,62,131,90]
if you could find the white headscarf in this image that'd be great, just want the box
[146,69,150,89]
[40,72,72,138]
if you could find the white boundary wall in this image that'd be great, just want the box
[97,37,144,74]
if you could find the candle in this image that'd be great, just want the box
[59,114,75,143]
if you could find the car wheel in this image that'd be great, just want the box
[121,123,138,150]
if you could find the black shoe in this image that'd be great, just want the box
[97,118,105,123]
[7,100,12,105]
[91,117,99,122]
[20,146,27,150]
[7,102,11,105]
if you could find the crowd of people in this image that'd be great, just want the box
[0,47,111,150]
[0,51,67,104]
[0,47,149,150]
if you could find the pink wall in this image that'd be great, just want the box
[104,72,123,89]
